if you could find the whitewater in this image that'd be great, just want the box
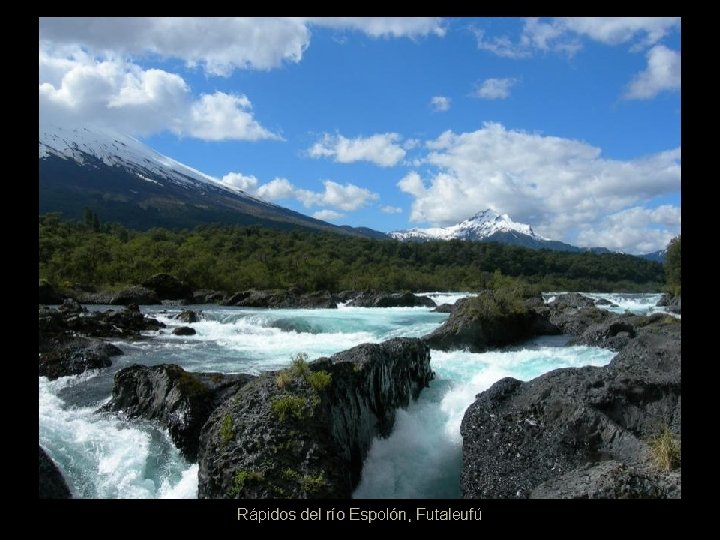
[39,292,668,499]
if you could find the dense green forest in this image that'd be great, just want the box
[39,213,665,293]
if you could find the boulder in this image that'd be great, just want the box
[198,338,433,498]
[423,290,556,352]
[192,290,225,304]
[460,315,681,499]
[39,446,72,498]
[432,304,454,314]
[347,292,436,308]
[39,279,64,304]
[101,364,255,461]
[109,286,160,305]
[39,339,122,380]
[173,326,196,336]
[58,298,85,314]
[39,305,164,341]
[142,273,193,301]
[174,310,201,323]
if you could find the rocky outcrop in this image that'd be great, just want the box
[39,446,71,498]
[192,289,226,304]
[198,338,433,499]
[667,296,681,314]
[223,289,338,309]
[101,364,255,461]
[460,314,681,499]
[109,286,160,305]
[39,279,64,304]
[142,273,193,301]
[39,304,164,342]
[423,290,557,352]
[346,292,436,308]
[432,303,454,313]
[39,339,122,380]
[174,310,202,323]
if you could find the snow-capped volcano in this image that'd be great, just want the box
[389,209,549,242]
[38,124,375,236]
[389,209,611,253]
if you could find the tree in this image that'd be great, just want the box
[665,235,681,296]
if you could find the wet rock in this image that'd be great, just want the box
[347,292,436,308]
[39,447,71,499]
[173,326,196,336]
[39,339,122,380]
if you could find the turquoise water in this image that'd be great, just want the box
[39,292,633,499]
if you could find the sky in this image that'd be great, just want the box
[38,17,681,254]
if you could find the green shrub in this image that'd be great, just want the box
[307,370,332,392]
[300,472,327,494]
[271,395,310,422]
[219,414,234,446]
[289,353,310,378]
[648,426,680,471]
[228,469,264,497]
[276,370,292,389]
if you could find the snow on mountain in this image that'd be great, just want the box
[389,209,550,242]
[39,124,268,204]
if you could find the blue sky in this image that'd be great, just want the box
[39,17,681,253]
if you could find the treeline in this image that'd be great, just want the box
[39,213,665,293]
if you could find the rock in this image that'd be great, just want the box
[548,292,596,310]
[423,290,556,352]
[460,315,681,499]
[224,289,338,309]
[656,294,670,307]
[142,273,193,301]
[39,339,122,379]
[58,298,85,314]
[530,460,681,499]
[173,326,196,336]
[198,338,433,499]
[39,279,64,304]
[192,289,225,304]
[174,310,201,323]
[109,286,160,305]
[347,291,436,308]
[72,291,115,304]
[667,296,681,314]
[39,446,71,498]
[101,364,255,461]
[594,298,613,306]
[432,303,454,313]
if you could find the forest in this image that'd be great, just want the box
[39,213,666,294]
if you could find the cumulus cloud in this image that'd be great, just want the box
[381,206,403,214]
[219,174,378,212]
[430,96,451,112]
[398,122,680,253]
[312,209,345,221]
[309,133,406,167]
[624,45,681,99]
[40,17,444,76]
[473,78,517,100]
[475,17,679,59]
[39,47,280,140]
[575,205,681,254]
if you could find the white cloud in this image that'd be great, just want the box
[219,174,378,212]
[312,209,345,221]
[39,47,280,141]
[220,172,259,192]
[624,45,681,100]
[473,78,517,100]
[430,96,451,112]
[309,133,406,167]
[475,17,679,59]
[381,206,403,214]
[575,205,681,254]
[397,122,681,253]
[40,17,444,76]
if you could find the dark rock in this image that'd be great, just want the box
[548,292,596,310]
[224,289,338,309]
[347,291,436,308]
[460,315,681,499]
[173,326,196,336]
[72,291,115,304]
[39,279,64,304]
[109,286,160,305]
[656,294,670,307]
[594,298,613,306]
[39,339,122,380]
[192,289,225,304]
[530,460,681,499]
[432,303,454,313]
[198,338,433,499]
[39,446,71,498]
[174,309,201,323]
[161,299,188,306]
[142,273,192,301]
[667,296,681,314]
[101,364,255,461]
[423,291,556,352]
[58,298,85,314]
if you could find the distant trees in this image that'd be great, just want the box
[665,235,681,296]
[38,214,665,293]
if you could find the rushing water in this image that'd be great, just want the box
[40,292,663,499]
